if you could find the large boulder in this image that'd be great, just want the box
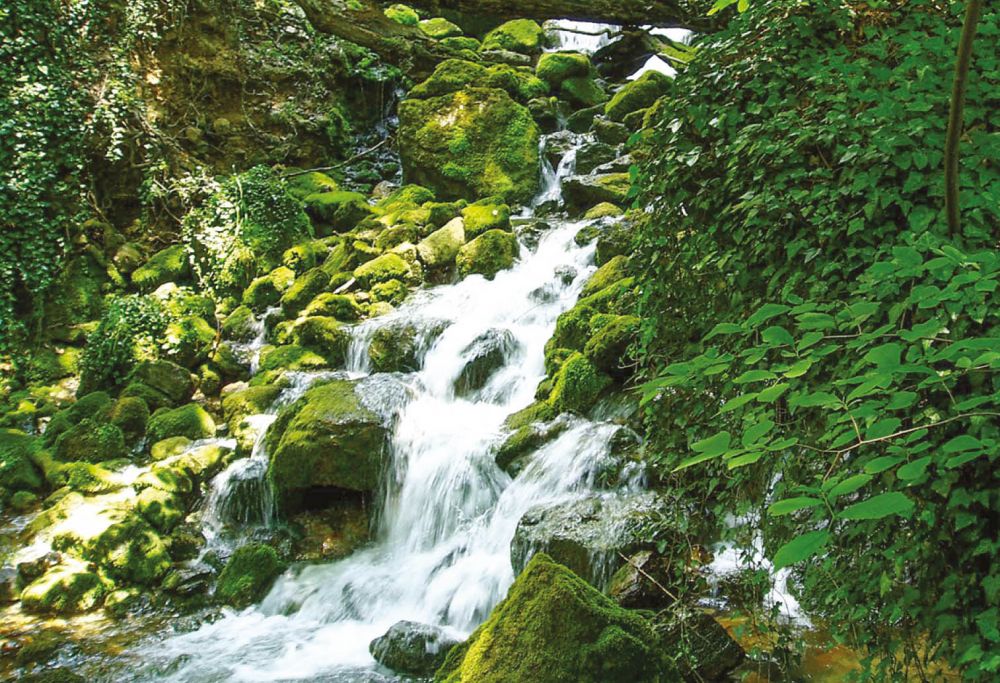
[368,319,448,373]
[435,553,662,683]
[417,217,466,270]
[536,52,591,88]
[0,430,44,492]
[370,620,461,676]
[20,565,107,614]
[131,244,191,293]
[53,419,127,463]
[456,230,519,280]
[121,360,195,411]
[398,88,540,203]
[511,493,674,587]
[264,380,387,504]
[651,609,746,681]
[146,403,216,444]
[562,174,631,215]
[481,19,545,55]
[604,71,672,122]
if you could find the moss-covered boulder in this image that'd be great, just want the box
[481,19,545,54]
[371,620,461,676]
[484,64,549,103]
[562,174,631,214]
[0,430,44,492]
[303,191,373,234]
[20,566,107,615]
[456,229,519,280]
[435,553,662,683]
[146,403,216,444]
[410,59,489,99]
[384,3,419,25]
[296,316,351,361]
[53,419,127,463]
[351,253,408,288]
[282,240,327,274]
[136,486,186,533]
[108,396,150,442]
[131,245,191,293]
[584,315,640,378]
[258,344,332,373]
[243,266,296,312]
[454,328,519,396]
[222,384,281,454]
[417,217,466,270]
[462,202,511,238]
[164,314,216,369]
[419,17,462,39]
[216,543,286,608]
[560,77,608,109]
[583,202,624,220]
[60,461,121,494]
[605,71,672,122]
[371,279,409,305]
[122,360,195,411]
[265,380,387,503]
[368,320,447,373]
[281,268,331,317]
[221,305,258,342]
[285,170,340,200]
[398,88,540,203]
[42,252,107,340]
[303,292,363,322]
[536,52,591,88]
[547,352,610,414]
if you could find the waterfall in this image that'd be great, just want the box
[132,118,636,681]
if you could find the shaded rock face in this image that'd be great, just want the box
[435,553,663,683]
[510,492,673,588]
[368,318,450,373]
[397,87,541,203]
[369,620,461,676]
[652,609,746,682]
[454,328,520,396]
[265,380,388,509]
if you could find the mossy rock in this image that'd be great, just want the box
[484,64,549,103]
[584,316,640,378]
[481,19,545,55]
[265,380,387,503]
[495,418,568,476]
[581,255,630,298]
[221,305,258,342]
[562,174,631,215]
[258,344,333,373]
[151,436,192,461]
[435,553,662,682]
[375,224,420,251]
[378,184,437,214]
[153,442,228,486]
[354,253,412,288]
[25,346,83,383]
[296,316,351,362]
[285,171,339,200]
[583,202,624,220]
[164,315,216,369]
[42,253,107,340]
[304,292,363,322]
[20,566,107,615]
[108,396,150,442]
[595,218,634,266]
[384,3,419,25]
[53,418,127,463]
[123,360,195,410]
[60,461,121,494]
[547,352,610,415]
[243,266,296,312]
[371,279,409,306]
[303,191,373,234]
[131,245,191,293]
[398,88,540,203]
[456,229,519,280]
[409,59,489,99]
[536,52,591,88]
[146,403,216,444]
[503,401,556,432]
[604,71,672,122]
[560,77,608,109]
[416,217,466,270]
[419,16,462,38]
[0,430,44,493]
[462,203,511,238]
[136,486,186,533]
[368,320,445,373]
[282,240,327,274]
[216,543,286,608]
[440,36,481,52]
[281,268,332,317]
[371,620,461,676]
[222,384,281,454]
[10,489,40,511]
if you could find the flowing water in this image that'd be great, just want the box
[124,127,643,681]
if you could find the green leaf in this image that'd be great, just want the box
[705,322,743,340]
[762,325,794,347]
[746,303,790,328]
[829,473,873,497]
[838,492,914,520]
[719,393,758,414]
[784,358,813,378]
[726,451,764,468]
[734,370,777,384]
[742,418,774,446]
[864,342,903,370]
[792,391,840,408]
[943,435,980,453]
[674,431,731,471]
[756,383,789,403]
[897,456,931,481]
[707,0,738,16]
[864,456,904,474]
[773,530,830,570]
[768,497,823,516]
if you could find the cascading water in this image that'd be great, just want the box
[129,118,638,682]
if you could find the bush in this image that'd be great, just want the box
[79,295,167,394]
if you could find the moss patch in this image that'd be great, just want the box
[216,543,286,608]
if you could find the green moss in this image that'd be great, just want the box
[20,566,107,615]
[42,253,107,339]
[581,256,630,298]
[60,461,120,494]
[584,202,624,220]
[56,509,171,585]
[435,553,661,682]
[281,267,332,317]
[398,88,541,203]
[304,293,363,321]
[283,240,327,274]
[604,71,672,122]
[456,229,519,280]
[285,171,339,200]
[440,36,481,52]
[370,279,409,305]
[419,16,463,38]
[65,390,113,424]
[164,315,216,369]
[504,401,556,431]
[26,346,82,383]
[462,203,511,238]
[131,245,191,293]
[417,217,466,270]
[410,60,489,99]
[222,305,258,342]
[584,315,640,377]
[560,77,608,109]
[296,316,350,361]
[243,266,296,312]
[222,384,281,454]
[10,489,39,511]
[423,200,467,228]
[548,353,610,414]
[303,191,373,234]
[216,543,285,608]
[136,486,185,533]
[484,64,549,103]
[536,52,591,88]
[481,19,544,54]
[78,294,168,394]
[384,3,419,25]
[122,359,195,411]
[265,380,386,501]
[108,396,149,442]
[354,253,411,288]
[151,435,192,461]
[146,403,216,444]
[53,418,127,463]
[258,344,332,373]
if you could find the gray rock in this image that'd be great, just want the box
[575,141,620,175]
[591,116,630,146]
[455,328,520,396]
[369,620,460,676]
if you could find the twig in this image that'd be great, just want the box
[617,551,679,604]
[798,411,1000,456]
[282,136,395,179]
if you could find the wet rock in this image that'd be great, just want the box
[456,229,519,280]
[515,219,551,250]
[543,130,577,169]
[536,51,591,88]
[481,19,545,55]
[566,103,603,134]
[265,380,387,503]
[591,155,633,175]
[291,499,370,562]
[607,549,676,609]
[215,542,285,608]
[0,565,18,603]
[562,174,631,215]
[591,116,630,145]
[575,141,620,175]
[146,403,216,444]
[417,217,466,270]
[131,245,191,293]
[368,319,448,373]
[593,30,662,81]
[652,608,746,681]
[436,553,662,683]
[16,552,62,587]
[495,415,570,476]
[370,620,460,676]
[162,564,216,597]
[20,565,107,614]
[122,360,195,411]
[604,71,672,122]
[511,492,675,587]
[559,76,607,109]
[455,328,520,396]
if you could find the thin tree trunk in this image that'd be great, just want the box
[944,0,983,235]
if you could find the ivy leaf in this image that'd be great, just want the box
[838,492,914,520]
[768,497,823,516]
[773,530,830,570]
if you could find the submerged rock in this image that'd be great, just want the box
[370,620,460,676]
[435,553,662,683]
